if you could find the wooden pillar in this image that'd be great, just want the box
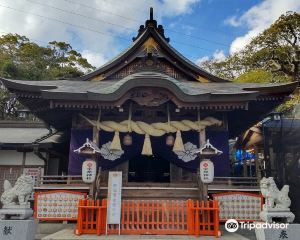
[199,129,208,201]
[22,152,26,171]
[93,126,99,145]
[254,146,261,179]
[90,125,100,199]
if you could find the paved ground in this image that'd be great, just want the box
[42,226,256,240]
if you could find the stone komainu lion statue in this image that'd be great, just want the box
[260,177,291,211]
[0,175,34,208]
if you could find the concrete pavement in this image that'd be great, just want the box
[42,226,256,240]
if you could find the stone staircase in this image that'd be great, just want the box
[98,182,200,200]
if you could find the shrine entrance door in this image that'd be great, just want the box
[128,154,170,182]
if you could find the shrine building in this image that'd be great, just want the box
[1,9,297,200]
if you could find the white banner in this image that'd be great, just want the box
[107,171,122,224]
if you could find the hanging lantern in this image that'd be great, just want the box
[200,159,214,183]
[82,159,97,183]
[123,133,132,146]
[166,134,175,146]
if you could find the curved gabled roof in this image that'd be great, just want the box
[77,12,229,83]
[1,72,298,103]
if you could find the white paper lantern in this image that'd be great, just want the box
[82,159,97,183]
[200,159,214,183]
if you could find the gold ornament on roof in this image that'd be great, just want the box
[91,74,105,82]
[143,37,159,54]
[196,75,210,83]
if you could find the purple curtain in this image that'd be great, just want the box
[206,130,230,177]
[68,128,230,176]
[68,129,92,175]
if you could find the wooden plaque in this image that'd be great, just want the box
[212,191,263,222]
[34,190,86,221]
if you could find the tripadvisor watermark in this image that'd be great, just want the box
[225,219,289,233]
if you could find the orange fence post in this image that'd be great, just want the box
[76,199,83,235]
[214,200,220,237]
[76,198,107,236]
[186,199,220,237]
[186,199,193,235]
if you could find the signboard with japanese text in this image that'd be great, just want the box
[34,190,86,221]
[107,171,122,224]
[200,159,214,183]
[82,159,97,183]
[212,192,263,222]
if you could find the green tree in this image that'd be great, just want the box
[0,34,95,80]
[199,11,299,113]
[234,69,273,83]
[200,12,300,82]
[0,33,96,119]
[246,11,300,81]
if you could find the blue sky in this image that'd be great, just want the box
[159,0,261,60]
[0,0,299,68]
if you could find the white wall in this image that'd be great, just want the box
[0,150,44,166]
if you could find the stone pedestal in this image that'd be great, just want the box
[260,210,295,223]
[0,208,33,220]
[255,223,300,240]
[0,219,37,240]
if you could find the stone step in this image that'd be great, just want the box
[98,186,200,200]
[35,233,48,240]
[36,223,75,234]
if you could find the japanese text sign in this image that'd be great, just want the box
[107,171,122,224]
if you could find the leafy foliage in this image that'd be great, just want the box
[0,34,95,119]
[0,34,95,80]
[199,11,300,113]
[234,70,273,83]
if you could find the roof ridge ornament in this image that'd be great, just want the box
[74,138,101,156]
[197,139,223,157]
[132,7,170,42]
[150,7,153,20]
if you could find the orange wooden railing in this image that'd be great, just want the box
[76,199,220,236]
[187,199,220,236]
[75,199,107,235]
[109,200,188,235]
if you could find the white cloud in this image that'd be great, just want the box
[195,56,209,65]
[180,24,195,35]
[0,0,200,68]
[160,0,200,16]
[81,50,107,68]
[226,0,300,54]
[195,49,226,66]
[213,49,226,62]
[224,16,240,27]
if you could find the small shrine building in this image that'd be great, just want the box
[1,9,297,199]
